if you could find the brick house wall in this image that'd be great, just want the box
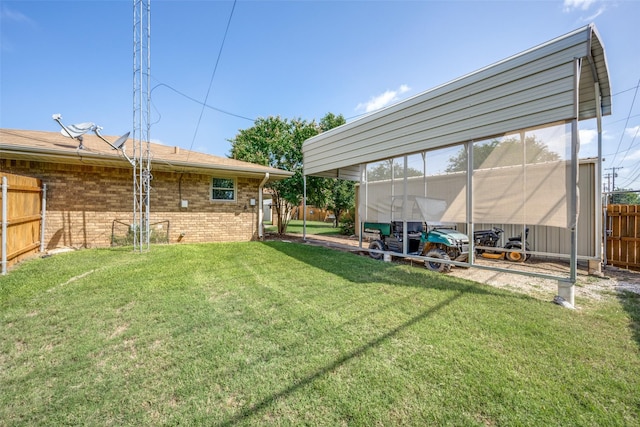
[1,159,263,249]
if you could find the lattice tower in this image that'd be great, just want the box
[133,0,151,251]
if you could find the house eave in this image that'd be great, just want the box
[0,145,294,180]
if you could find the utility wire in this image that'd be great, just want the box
[186,0,238,162]
[609,77,640,166]
[612,84,640,98]
[151,82,254,122]
[616,126,640,188]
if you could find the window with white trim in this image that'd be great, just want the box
[211,177,236,201]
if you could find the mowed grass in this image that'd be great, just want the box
[265,220,343,236]
[1,242,639,426]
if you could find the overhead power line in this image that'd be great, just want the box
[151,82,254,122]
[187,0,238,160]
[609,77,640,166]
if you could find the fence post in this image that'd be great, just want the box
[2,176,7,275]
[40,184,47,252]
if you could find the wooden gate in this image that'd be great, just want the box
[606,204,640,271]
[1,173,43,274]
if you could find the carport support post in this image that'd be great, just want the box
[557,281,575,307]
[303,175,307,240]
[557,58,581,308]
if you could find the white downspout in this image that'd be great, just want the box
[258,173,269,239]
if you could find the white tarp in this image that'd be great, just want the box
[360,123,575,229]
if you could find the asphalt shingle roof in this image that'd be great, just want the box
[1,128,292,179]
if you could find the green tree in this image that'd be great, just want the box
[446,135,561,172]
[325,179,355,228]
[366,160,424,181]
[306,114,355,227]
[611,188,640,205]
[229,113,349,234]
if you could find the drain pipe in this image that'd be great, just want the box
[258,173,269,239]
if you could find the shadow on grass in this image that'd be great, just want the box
[259,240,527,300]
[219,291,463,426]
[618,290,640,348]
[213,242,538,424]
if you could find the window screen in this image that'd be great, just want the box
[211,178,235,201]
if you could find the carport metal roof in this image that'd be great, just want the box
[302,24,611,179]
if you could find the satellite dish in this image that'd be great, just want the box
[93,127,132,165]
[64,122,95,138]
[52,113,94,149]
[113,132,130,150]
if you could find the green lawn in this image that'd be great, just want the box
[1,242,639,426]
[265,220,344,236]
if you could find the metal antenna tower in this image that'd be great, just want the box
[133,0,151,251]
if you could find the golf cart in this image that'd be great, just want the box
[364,221,469,273]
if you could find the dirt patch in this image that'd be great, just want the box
[265,233,640,304]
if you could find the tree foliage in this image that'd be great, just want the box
[228,113,350,234]
[446,136,561,172]
[304,176,355,228]
[366,160,424,181]
[610,189,640,205]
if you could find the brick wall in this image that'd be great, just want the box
[1,159,263,249]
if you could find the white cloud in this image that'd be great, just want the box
[563,0,607,20]
[579,129,598,145]
[583,5,606,20]
[1,5,35,24]
[355,84,411,114]
[626,148,640,161]
[621,127,640,160]
[563,0,597,12]
[1,5,36,52]
[625,125,640,138]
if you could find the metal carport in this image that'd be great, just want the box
[302,24,611,307]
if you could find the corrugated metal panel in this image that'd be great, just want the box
[356,160,597,257]
[309,166,361,180]
[473,161,596,257]
[303,24,610,178]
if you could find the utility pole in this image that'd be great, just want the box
[603,172,611,193]
[605,167,623,204]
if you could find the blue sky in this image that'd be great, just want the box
[1,0,639,189]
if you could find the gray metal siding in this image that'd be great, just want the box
[303,25,610,179]
[473,162,596,257]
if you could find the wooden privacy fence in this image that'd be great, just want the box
[1,173,44,274]
[606,204,640,271]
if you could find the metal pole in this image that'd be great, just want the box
[1,176,7,275]
[303,175,307,240]
[258,173,269,239]
[402,155,408,255]
[359,164,365,250]
[467,141,474,266]
[40,184,47,253]
[558,58,581,308]
[595,82,604,270]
